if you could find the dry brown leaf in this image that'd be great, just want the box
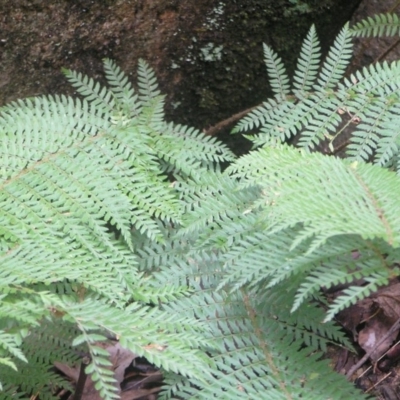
[374,283,400,321]
[358,310,398,361]
[357,283,400,361]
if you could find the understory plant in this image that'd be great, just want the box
[2,12,400,400]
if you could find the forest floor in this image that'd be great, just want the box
[326,278,400,400]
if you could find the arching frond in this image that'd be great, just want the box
[263,44,290,99]
[351,13,400,37]
[0,59,228,398]
[137,59,161,104]
[315,23,353,90]
[292,24,321,94]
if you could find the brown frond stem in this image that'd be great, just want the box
[204,105,259,136]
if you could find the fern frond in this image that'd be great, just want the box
[217,228,362,298]
[137,59,161,104]
[351,13,400,37]
[345,97,393,161]
[231,101,275,133]
[5,19,400,397]
[177,171,259,248]
[324,272,390,322]
[158,274,367,399]
[0,331,27,364]
[315,23,353,90]
[62,296,211,381]
[78,337,119,400]
[292,24,321,95]
[137,95,166,128]
[263,44,290,99]
[161,122,235,166]
[241,99,297,144]
[228,144,400,249]
[0,95,111,179]
[0,361,71,400]
[62,68,115,113]
[296,93,342,149]
[102,58,141,117]
[292,239,397,311]
[370,98,400,166]
[0,58,241,396]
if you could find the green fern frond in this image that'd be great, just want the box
[292,24,321,95]
[345,97,393,162]
[177,171,259,248]
[77,336,119,400]
[148,237,362,397]
[102,58,140,117]
[235,99,297,145]
[63,296,211,381]
[0,359,17,374]
[216,228,360,297]
[296,93,343,149]
[263,44,290,99]
[0,58,239,397]
[337,61,400,163]
[324,273,390,322]
[0,361,71,400]
[0,318,81,397]
[158,274,366,399]
[315,23,353,90]
[162,123,235,165]
[234,24,352,150]
[0,332,27,364]
[228,144,400,249]
[137,95,166,128]
[62,68,115,113]
[0,95,111,178]
[351,13,400,37]
[0,384,30,399]
[231,101,275,133]
[292,239,397,312]
[6,17,400,398]
[137,59,161,104]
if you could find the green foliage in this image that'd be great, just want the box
[0,59,231,398]
[351,13,400,37]
[2,12,400,400]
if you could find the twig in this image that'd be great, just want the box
[365,371,392,393]
[389,0,400,13]
[73,360,89,400]
[376,38,400,63]
[331,139,350,155]
[204,105,258,136]
[345,317,400,380]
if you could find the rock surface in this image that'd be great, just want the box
[0,0,361,141]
